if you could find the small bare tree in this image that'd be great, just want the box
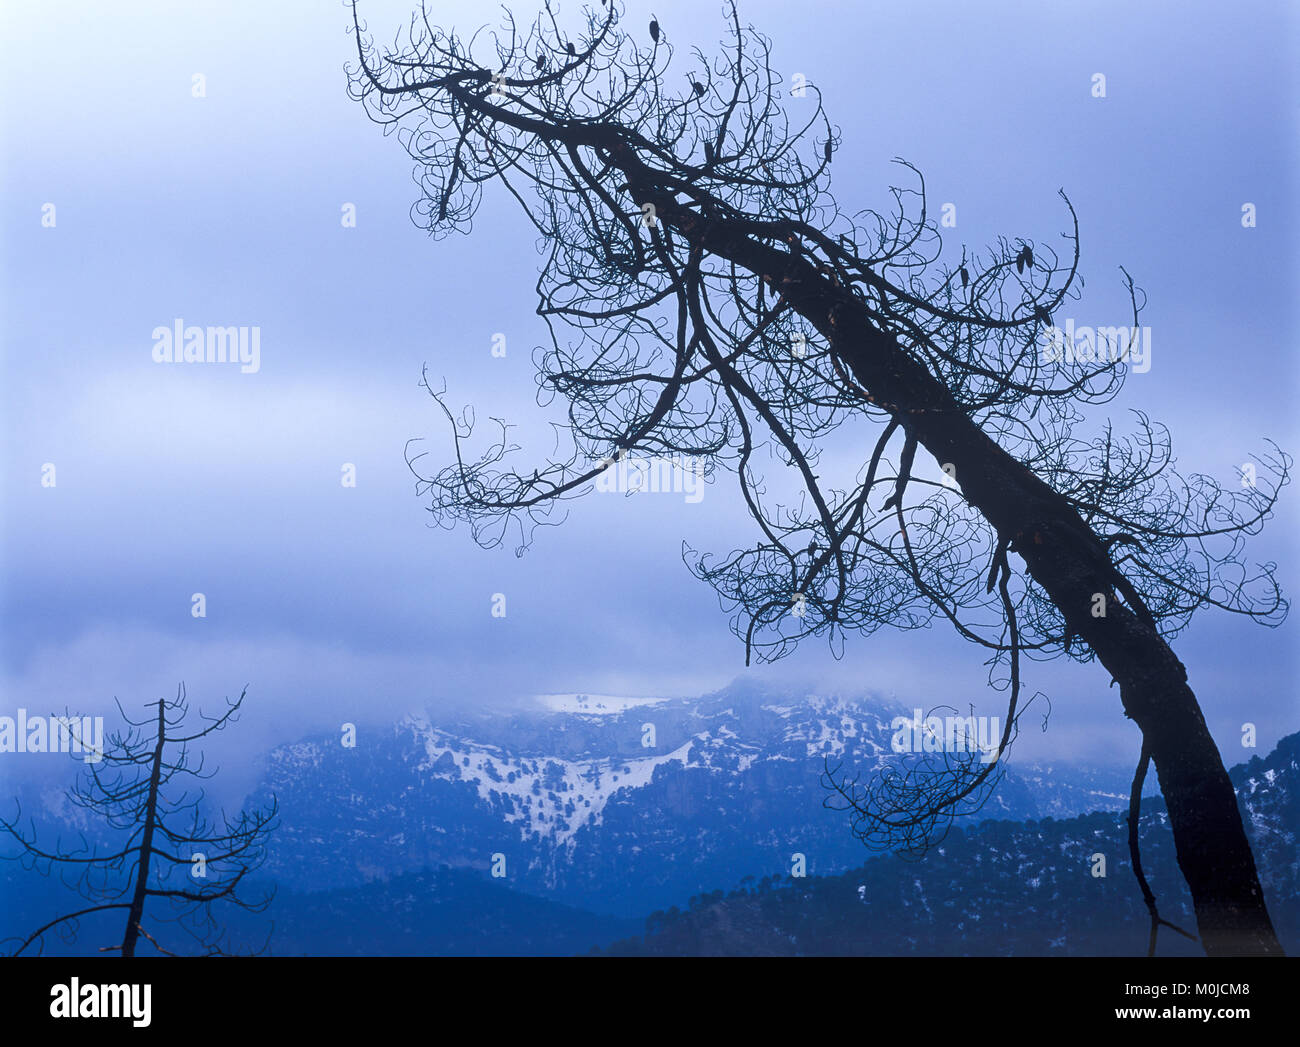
[1,685,278,957]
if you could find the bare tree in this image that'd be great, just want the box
[2,685,278,956]
[346,0,1288,954]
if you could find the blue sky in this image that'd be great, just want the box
[1,0,1296,795]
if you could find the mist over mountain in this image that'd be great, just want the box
[249,681,1144,916]
[2,682,1290,957]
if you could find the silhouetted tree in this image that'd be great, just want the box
[347,0,1288,954]
[1,685,278,956]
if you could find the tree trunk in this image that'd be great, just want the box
[439,101,1282,953]
[121,701,166,958]
[670,201,1283,955]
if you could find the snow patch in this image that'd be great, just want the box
[534,693,674,715]
[409,720,693,845]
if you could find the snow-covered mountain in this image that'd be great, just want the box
[249,681,1140,916]
[3,688,1291,956]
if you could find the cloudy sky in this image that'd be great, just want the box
[2,0,1296,793]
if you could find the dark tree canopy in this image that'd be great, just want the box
[347,0,1288,954]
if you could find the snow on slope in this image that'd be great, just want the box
[407,715,694,845]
